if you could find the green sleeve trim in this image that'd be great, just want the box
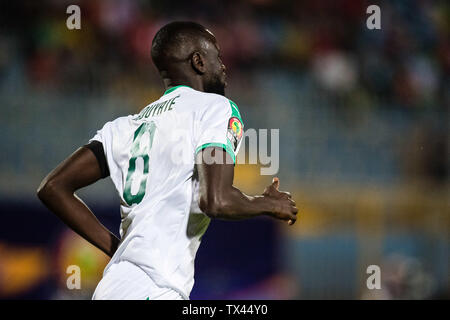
[195,142,236,164]
[163,85,191,95]
[228,99,242,122]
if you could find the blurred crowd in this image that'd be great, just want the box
[0,0,448,190]
[0,0,448,111]
[0,1,448,300]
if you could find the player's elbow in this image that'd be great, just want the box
[199,194,231,218]
[37,178,61,202]
[199,195,218,218]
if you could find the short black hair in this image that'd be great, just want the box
[151,21,215,71]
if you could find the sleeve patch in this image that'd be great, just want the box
[227,116,243,151]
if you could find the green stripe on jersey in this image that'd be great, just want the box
[195,142,236,164]
[163,85,191,95]
[228,99,242,122]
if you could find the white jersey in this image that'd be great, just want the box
[89,85,244,299]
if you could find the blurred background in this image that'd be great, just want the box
[0,0,448,299]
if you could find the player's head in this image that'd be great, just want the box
[151,21,227,96]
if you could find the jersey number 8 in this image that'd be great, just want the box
[123,122,156,205]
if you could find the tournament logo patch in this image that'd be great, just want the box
[227,116,243,150]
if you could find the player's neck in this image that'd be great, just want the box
[162,77,204,93]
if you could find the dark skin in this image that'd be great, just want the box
[196,147,297,222]
[37,26,298,258]
[37,147,120,257]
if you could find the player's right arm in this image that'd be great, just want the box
[194,96,298,224]
[196,147,298,224]
[37,145,120,258]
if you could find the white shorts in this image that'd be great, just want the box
[92,260,185,300]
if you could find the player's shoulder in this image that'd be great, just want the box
[195,91,241,117]
[201,91,233,107]
[108,114,134,125]
[98,115,134,133]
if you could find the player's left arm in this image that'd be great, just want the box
[37,146,120,258]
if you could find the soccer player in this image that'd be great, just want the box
[37,21,298,300]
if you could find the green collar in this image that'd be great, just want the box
[163,85,191,95]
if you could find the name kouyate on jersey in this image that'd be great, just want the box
[89,85,244,299]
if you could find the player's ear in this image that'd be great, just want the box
[191,51,206,74]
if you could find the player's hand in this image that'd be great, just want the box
[263,177,298,225]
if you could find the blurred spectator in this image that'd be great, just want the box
[0,0,447,112]
[361,253,436,300]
